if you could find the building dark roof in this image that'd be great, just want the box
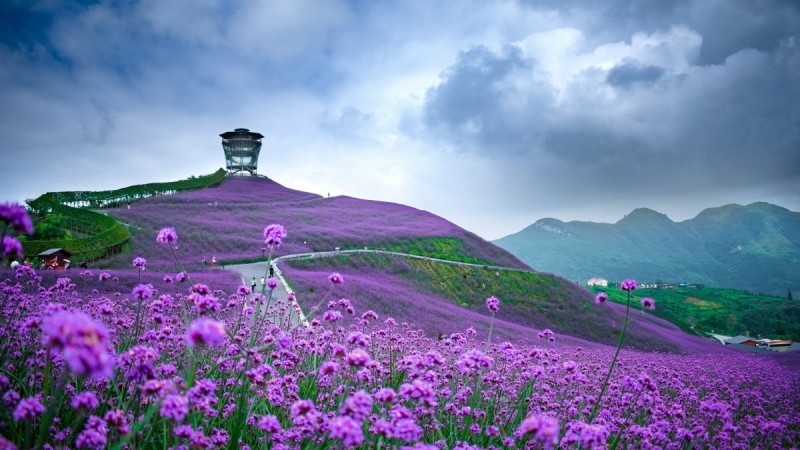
[220,128,264,140]
[725,335,756,344]
[38,248,72,256]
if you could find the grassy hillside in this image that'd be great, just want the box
[589,285,800,341]
[281,253,682,352]
[495,203,800,295]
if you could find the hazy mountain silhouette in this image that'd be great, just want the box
[495,203,800,295]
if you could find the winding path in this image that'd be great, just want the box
[225,249,736,356]
[226,249,537,328]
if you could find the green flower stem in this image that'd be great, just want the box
[485,311,496,349]
[588,289,632,424]
[168,242,194,287]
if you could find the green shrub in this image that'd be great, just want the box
[22,169,227,263]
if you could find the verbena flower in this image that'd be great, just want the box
[620,279,637,292]
[328,273,344,285]
[237,285,251,296]
[132,284,154,300]
[456,349,493,375]
[0,202,33,235]
[132,257,147,270]
[103,409,130,435]
[160,394,189,422]
[13,396,45,421]
[339,390,373,421]
[267,278,278,289]
[641,297,656,310]
[485,296,500,312]
[345,348,371,367]
[1,236,23,259]
[71,391,100,411]
[75,415,107,449]
[156,227,178,245]
[322,310,342,322]
[329,416,364,447]
[117,345,160,382]
[42,310,115,379]
[258,414,281,433]
[263,224,287,247]
[186,319,226,348]
[518,414,560,449]
[374,387,396,403]
[594,292,608,304]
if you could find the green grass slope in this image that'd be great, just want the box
[589,285,800,341]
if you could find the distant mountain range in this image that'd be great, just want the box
[494,202,800,295]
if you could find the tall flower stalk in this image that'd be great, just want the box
[259,226,286,299]
[485,296,500,348]
[588,279,637,424]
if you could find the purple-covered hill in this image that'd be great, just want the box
[106,176,527,272]
[97,175,731,353]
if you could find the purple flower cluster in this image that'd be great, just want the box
[1,236,23,260]
[42,310,115,378]
[186,318,226,348]
[518,414,560,449]
[620,279,637,292]
[156,226,178,245]
[0,202,33,235]
[328,272,344,285]
[485,296,500,312]
[0,202,33,262]
[13,396,45,422]
[263,223,287,247]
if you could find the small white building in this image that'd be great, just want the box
[587,277,608,287]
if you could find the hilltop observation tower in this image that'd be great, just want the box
[220,128,264,176]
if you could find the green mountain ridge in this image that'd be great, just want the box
[495,202,800,295]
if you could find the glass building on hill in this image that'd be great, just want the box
[220,128,264,175]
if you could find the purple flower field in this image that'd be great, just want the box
[1,185,799,448]
[103,177,527,272]
[1,258,798,448]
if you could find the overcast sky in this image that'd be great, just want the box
[1,0,798,240]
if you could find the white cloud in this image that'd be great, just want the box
[227,0,352,60]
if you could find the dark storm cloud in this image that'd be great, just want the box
[606,61,665,88]
[423,45,554,154]
[417,2,800,219]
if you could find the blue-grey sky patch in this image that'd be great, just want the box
[0,0,798,240]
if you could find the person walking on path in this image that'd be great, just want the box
[260,276,266,288]
[269,265,275,278]
[251,276,257,293]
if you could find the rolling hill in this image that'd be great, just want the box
[95,174,709,352]
[494,202,800,295]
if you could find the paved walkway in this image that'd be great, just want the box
[226,249,535,329]
[225,260,310,328]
